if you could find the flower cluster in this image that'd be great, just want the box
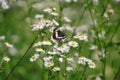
[0,0,9,10]
[78,56,96,69]
[29,7,96,73]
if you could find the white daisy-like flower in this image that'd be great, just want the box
[66,66,73,72]
[47,48,58,55]
[36,48,45,53]
[35,14,44,19]
[0,36,5,40]
[51,12,59,16]
[33,41,42,47]
[43,7,52,13]
[98,30,105,39]
[74,33,88,41]
[73,33,81,39]
[44,61,54,68]
[67,57,74,63]
[3,56,10,62]
[59,57,64,63]
[88,61,96,69]
[89,45,98,50]
[52,19,59,26]
[68,41,78,47]
[47,51,57,55]
[73,0,78,2]
[5,42,13,48]
[31,22,44,31]
[79,34,88,41]
[93,0,99,5]
[64,17,71,22]
[95,76,102,80]
[1,1,9,9]
[78,56,86,65]
[85,58,92,63]
[44,20,53,27]
[52,67,60,72]
[43,56,53,62]
[42,40,52,45]
[30,53,39,62]
[65,0,71,3]
[57,44,70,53]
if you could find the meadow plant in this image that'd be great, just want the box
[0,0,120,80]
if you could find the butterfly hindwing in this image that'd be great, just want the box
[53,28,66,41]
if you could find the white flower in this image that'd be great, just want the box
[57,44,70,53]
[95,76,102,80]
[43,56,53,62]
[65,0,71,3]
[98,30,105,39]
[52,67,60,72]
[79,34,88,41]
[73,0,78,2]
[35,14,44,19]
[47,48,58,55]
[74,33,88,41]
[0,36,5,40]
[78,56,96,69]
[44,20,53,27]
[30,53,39,62]
[47,51,57,55]
[59,58,64,62]
[68,41,78,47]
[31,22,44,31]
[66,66,73,72]
[88,61,96,69]
[5,42,13,48]
[93,0,99,5]
[33,41,42,47]
[64,17,71,22]
[42,40,52,45]
[52,19,59,26]
[43,7,52,13]
[51,12,59,16]
[73,33,81,39]
[44,61,54,68]
[3,56,10,62]
[36,48,45,53]
[89,45,98,50]
[67,57,74,63]
[78,56,86,65]
[1,1,9,9]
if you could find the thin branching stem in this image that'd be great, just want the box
[65,56,67,80]
[80,65,88,80]
[4,36,38,80]
[59,0,63,27]
[114,66,120,80]
[103,47,107,80]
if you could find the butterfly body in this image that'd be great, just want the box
[53,28,66,41]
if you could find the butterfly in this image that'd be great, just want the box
[53,28,66,41]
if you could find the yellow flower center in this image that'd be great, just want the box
[81,34,85,38]
[90,62,95,66]
[32,56,37,59]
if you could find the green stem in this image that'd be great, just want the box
[59,0,63,27]
[102,47,107,80]
[65,57,67,80]
[4,36,38,80]
[80,65,88,80]
[114,66,120,80]
[48,68,52,80]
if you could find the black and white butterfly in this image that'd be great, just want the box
[53,28,66,41]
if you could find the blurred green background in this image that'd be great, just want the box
[0,0,120,80]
